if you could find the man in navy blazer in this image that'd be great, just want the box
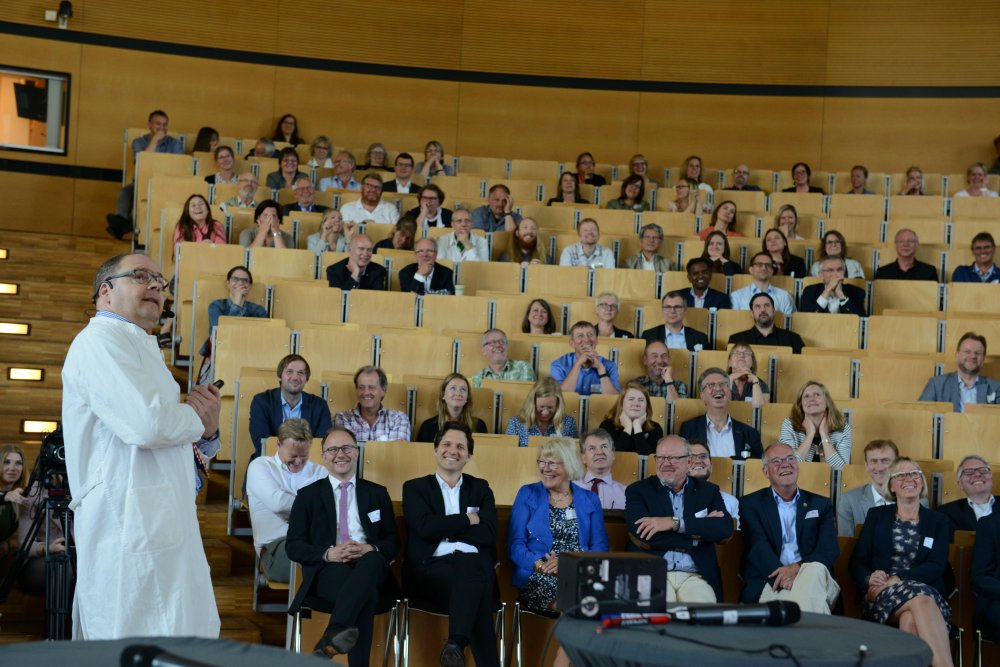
[402,422,500,667]
[938,455,1000,533]
[248,354,332,460]
[679,368,763,460]
[798,257,867,315]
[625,435,732,602]
[684,257,731,310]
[972,502,1000,634]
[641,291,710,351]
[740,443,840,613]
[918,332,1000,413]
[398,238,455,295]
[286,426,399,663]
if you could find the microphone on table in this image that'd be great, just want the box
[120,644,222,667]
[667,600,801,626]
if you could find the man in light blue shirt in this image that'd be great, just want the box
[550,322,620,396]
[730,252,795,319]
[318,151,361,191]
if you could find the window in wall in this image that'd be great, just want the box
[0,66,70,155]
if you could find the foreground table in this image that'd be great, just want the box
[556,611,933,667]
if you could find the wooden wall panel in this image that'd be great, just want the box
[72,179,120,237]
[641,1,832,85]
[273,69,461,155]
[636,94,825,172]
[455,84,640,163]
[0,172,74,234]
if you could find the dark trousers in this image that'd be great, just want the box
[406,552,500,667]
[314,551,389,667]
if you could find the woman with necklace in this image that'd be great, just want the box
[508,437,608,667]
[850,458,953,667]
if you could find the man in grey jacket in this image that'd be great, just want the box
[919,332,1000,412]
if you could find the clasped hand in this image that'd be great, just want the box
[325,540,372,563]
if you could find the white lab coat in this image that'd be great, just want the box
[62,316,220,639]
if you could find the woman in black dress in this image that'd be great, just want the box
[598,382,663,455]
[416,373,488,442]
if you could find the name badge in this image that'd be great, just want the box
[805,510,819,519]
[565,508,577,520]
[467,506,480,513]
[368,510,381,523]
[694,508,708,518]
[923,536,934,549]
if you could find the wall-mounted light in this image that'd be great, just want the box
[8,368,44,381]
[0,323,29,335]
[0,283,19,295]
[21,420,59,434]
[0,248,8,259]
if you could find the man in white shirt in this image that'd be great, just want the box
[340,173,400,226]
[730,252,795,319]
[247,418,328,581]
[382,153,416,193]
[573,429,627,510]
[63,253,221,639]
[678,368,763,461]
[837,439,902,537]
[559,218,615,268]
[401,422,501,667]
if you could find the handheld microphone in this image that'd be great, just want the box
[212,379,225,390]
[120,644,222,667]
[667,600,800,626]
[162,307,175,318]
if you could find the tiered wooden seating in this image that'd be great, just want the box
[743,458,832,496]
[345,290,416,328]
[827,194,886,220]
[297,324,372,377]
[455,261,523,295]
[270,283,343,326]
[824,216,883,245]
[790,312,860,350]
[248,247,318,283]
[378,332,454,378]
[524,263,591,299]
[213,318,292,392]
[945,283,1000,315]
[133,152,196,240]
[759,402,793,447]
[188,275,267,379]
[940,412,1000,473]
[848,407,936,462]
[607,337,651,381]
[855,356,937,405]
[943,316,1000,355]
[638,211,699,237]
[869,279,939,315]
[592,267,657,301]
[773,353,853,403]
[770,192,825,218]
[886,195,947,222]
[949,219,991,269]
[175,242,248,358]
[421,293,490,332]
[456,157,508,179]
[866,314,940,355]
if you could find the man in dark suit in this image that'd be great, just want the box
[723,164,762,191]
[625,435,732,602]
[281,177,329,215]
[326,234,387,290]
[399,238,455,295]
[798,256,866,315]
[286,426,399,664]
[678,368,762,460]
[939,455,999,532]
[248,354,332,459]
[972,500,1000,635]
[641,291,710,351]
[740,443,840,613]
[684,257,731,309]
[406,183,454,229]
[402,422,500,667]
[381,153,417,194]
[918,332,1000,412]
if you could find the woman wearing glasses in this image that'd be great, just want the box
[810,230,865,279]
[509,437,608,666]
[197,266,267,385]
[593,292,634,339]
[504,378,578,447]
[850,458,954,667]
[779,380,852,470]
[307,136,334,168]
[727,344,769,407]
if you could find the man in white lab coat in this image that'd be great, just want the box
[62,253,222,639]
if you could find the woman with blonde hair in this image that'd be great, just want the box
[307,209,352,254]
[773,204,805,241]
[779,380,852,469]
[597,382,663,455]
[850,457,953,667]
[416,373,488,442]
[727,344,769,407]
[505,378,579,446]
[508,436,607,667]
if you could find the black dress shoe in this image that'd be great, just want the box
[313,625,359,659]
[105,214,131,240]
[439,640,466,667]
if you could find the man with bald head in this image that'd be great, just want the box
[399,238,455,295]
[326,234,387,290]
[625,435,732,602]
[723,164,761,191]
[63,253,222,638]
[874,228,939,281]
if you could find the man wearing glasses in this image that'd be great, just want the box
[340,173,400,226]
[406,184,453,229]
[952,232,1000,283]
[939,455,998,532]
[919,332,1000,412]
[63,253,222,638]
[874,228,938,281]
[470,328,534,388]
[625,435,732,602]
[382,153,417,194]
[739,443,840,614]
[640,291,709,351]
[799,256,867,315]
[399,238,455,295]
[730,252,795,318]
[624,223,674,272]
[318,151,361,191]
[287,426,399,662]
[282,177,328,215]
[723,164,762,192]
[246,418,327,582]
[679,368,763,460]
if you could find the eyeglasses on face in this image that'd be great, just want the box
[537,460,564,469]
[654,455,688,464]
[323,445,359,456]
[107,268,168,289]
[959,466,992,479]
[890,471,922,482]
[767,455,797,467]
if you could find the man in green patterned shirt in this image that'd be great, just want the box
[470,328,535,388]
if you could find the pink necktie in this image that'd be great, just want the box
[590,478,603,495]
[338,482,351,544]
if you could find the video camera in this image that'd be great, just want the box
[27,425,69,498]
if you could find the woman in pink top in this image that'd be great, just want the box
[172,193,226,257]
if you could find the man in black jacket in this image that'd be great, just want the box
[799,256,866,315]
[399,238,455,295]
[326,234,387,290]
[402,422,500,667]
[641,291,710,351]
[939,455,999,532]
[286,426,399,664]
